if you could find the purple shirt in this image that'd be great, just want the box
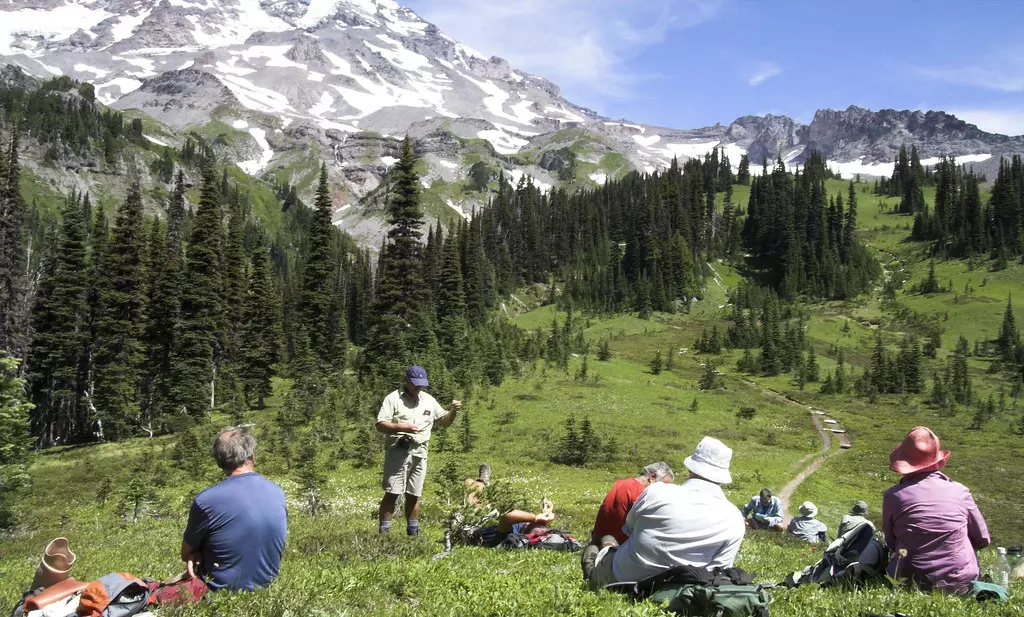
[882,471,991,593]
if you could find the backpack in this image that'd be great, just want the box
[784,521,887,589]
[607,564,771,617]
[77,573,152,617]
[498,528,583,552]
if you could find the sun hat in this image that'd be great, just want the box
[799,501,818,518]
[889,426,950,475]
[851,500,869,516]
[405,365,429,387]
[684,436,733,484]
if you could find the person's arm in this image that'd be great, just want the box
[374,393,419,435]
[496,509,551,533]
[965,490,991,551]
[710,516,745,569]
[435,399,462,429]
[623,487,652,538]
[763,498,784,527]
[882,492,896,549]
[181,501,207,566]
[741,497,753,518]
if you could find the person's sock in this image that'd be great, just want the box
[406,520,420,536]
[378,520,391,534]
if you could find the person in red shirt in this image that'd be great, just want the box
[581,462,674,580]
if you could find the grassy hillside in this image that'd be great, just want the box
[3,179,1024,616]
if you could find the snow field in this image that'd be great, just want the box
[238,127,274,175]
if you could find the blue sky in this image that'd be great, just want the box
[404,0,1024,135]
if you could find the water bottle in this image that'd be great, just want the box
[994,547,1011,587]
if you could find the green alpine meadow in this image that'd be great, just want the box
[2,1,1024,615]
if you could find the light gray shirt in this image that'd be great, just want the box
[787,516,827,543]
[612,479,745,582]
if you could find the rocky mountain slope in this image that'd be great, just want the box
[2,0,1022,243]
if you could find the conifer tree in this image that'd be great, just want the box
[29,192,89,443]
[142,172,185,429]
[0,130,28,359]
[172,165,223,417]
[0,355,32,527]
[363,137,426,383]
[699,360,718,390]
[998,295,1019,363]
[436,230,471,386]
[301,165,346,367]
[458,409,476,453]
[649,350,662,375]
[241,243,282,409]
[92,184,147,440]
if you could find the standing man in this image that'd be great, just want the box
[376,365,461,536]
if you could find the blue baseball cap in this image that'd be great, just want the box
[405,365,429,387]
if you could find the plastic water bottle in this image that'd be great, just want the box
[994,547,1011,587]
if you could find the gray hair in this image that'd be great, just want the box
[211,427,256,471]
[640,462,674,482]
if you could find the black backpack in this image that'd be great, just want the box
[498,528,583,552]
[607,564,772,617]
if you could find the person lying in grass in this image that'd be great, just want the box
[581,462,675,580]
[883,426,991,594]
[584,436,745,589]
[742,488,785,531]
[473,498,557,548]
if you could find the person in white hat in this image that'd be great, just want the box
[585,436,745,589]
[786,501,828,543]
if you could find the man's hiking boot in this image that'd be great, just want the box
[581,543,600,580]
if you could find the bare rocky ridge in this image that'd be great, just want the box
[2,0,1023,246]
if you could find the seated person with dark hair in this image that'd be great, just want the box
[742,488,784,531]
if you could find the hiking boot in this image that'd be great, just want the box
[581,542,600,580]
[407,526,420,537]
[478,463,492,486]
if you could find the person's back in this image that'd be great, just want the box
[592,477,647,545]
[883,470,988,593]
[787,517,827,543]
[185,472,288,591]
[612,480,744,582]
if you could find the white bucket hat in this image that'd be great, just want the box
[684,436,733,484]
[799,501,818,518]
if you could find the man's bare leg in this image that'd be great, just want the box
[378,493,399,533]
[405,494,421,536]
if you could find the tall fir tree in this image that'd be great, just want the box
[92,184,147,440]
[28,192,90,443]
[300,164,346,367]
[172,165,223,418]
[363,137,428,383]
[142,172,185,431]
[241,242,282,409]
[0,130,28,359]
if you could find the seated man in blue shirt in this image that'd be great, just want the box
[741,488,784,531]
[179,427,288,593]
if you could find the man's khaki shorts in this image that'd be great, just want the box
[382,447,427,497]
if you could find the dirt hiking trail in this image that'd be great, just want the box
[740,379,852,520]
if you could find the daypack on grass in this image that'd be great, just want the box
[77,573,151,617]
[784,520,887,589]
[498,528,583,552]
[607,564,771,617]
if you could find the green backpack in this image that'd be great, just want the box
[649,582,771,617]
[607,565,771,617]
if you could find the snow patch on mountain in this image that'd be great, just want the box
[477,128,527,154]
[589,172,607,185]
[238,127,273,175]
[828,152,994,179]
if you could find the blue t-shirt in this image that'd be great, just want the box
[183,472,288,591]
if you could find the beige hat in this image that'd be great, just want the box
[31,537,76,590]
[684,436,733,484]
[798,501,818,518]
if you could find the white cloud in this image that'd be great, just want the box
[913,46,1024,92]
[748,61,781,86]
[406,0,724,103]
[949,108,1024,137]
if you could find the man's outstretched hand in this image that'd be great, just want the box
[452,400,463,410]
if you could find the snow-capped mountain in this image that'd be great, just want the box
[2,0,1023,241]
